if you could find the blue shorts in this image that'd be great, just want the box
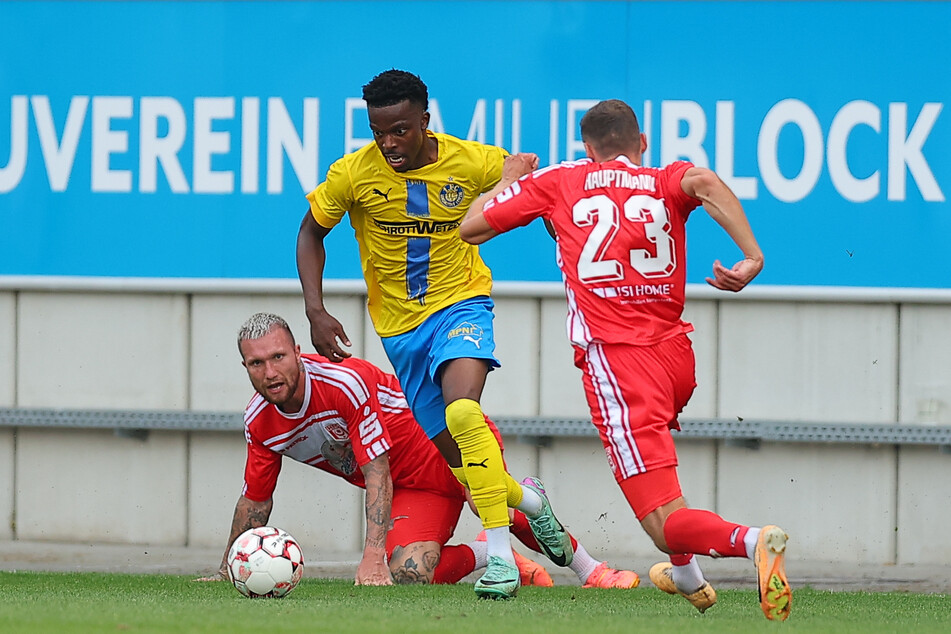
[382,296,500,439]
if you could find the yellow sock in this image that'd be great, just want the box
[449,465,468,488]
[445,398,517,529]
[506,475,523,508]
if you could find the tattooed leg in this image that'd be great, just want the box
[389,541,442,584]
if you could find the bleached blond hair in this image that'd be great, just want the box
[237,312,295,356]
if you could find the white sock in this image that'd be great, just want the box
[467,540,488,571]
[671,556,706,594]
[516,485,543,517]
[484,526,516,565]
[744,527,761,560]
[568,543,599,582]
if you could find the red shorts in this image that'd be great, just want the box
[385,488,465,557]
[384,417,503,556]
[576,333,696,482]
[618,465,683,520]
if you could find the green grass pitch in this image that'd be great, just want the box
[2,572,950,633]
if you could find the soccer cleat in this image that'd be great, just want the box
[474,555,520,600]
[755,525,792,621]
[520,477,574,567]
[648,562,717,613]
[513,551,554,587]
[582,561,640,589]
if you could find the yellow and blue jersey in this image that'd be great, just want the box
[307,132,507,337]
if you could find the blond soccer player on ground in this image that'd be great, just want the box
[199,313,639,591]
[460,99,793,621]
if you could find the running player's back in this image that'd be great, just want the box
[487,157,701,346]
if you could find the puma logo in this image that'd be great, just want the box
[466,458,489,469]
[372,187,391,201]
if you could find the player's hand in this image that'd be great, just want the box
[355,558,393,586]
[307,309,352,362]
[705,257,763,292]
[193,568,228,582]
[502,153,539,182]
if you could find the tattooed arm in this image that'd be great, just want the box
[196,495,273,581]
[355,453,394,586]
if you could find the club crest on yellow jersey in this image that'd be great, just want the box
[439,181,464,208]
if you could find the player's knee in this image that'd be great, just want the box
[388,542,439,585]
[445,398,482,436]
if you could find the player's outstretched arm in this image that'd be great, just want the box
[681,167,764,292]
[195,495,273,581]
[296,210,352,361]
[461,153,538,245]
[356,454,395,586]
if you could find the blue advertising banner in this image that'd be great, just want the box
[0,1,948,287]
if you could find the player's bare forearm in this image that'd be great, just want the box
[461,154,537,244]
[296,210,352,359]
[204,496,273,580]
[296,210,331,316]
[682,168,763,261]
[459,204,497,244]
[361,455,393,551]
[356,455,394,585]
[681,167,764,291]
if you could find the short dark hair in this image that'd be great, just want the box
[362,69,429,111]
[580,99,641,157]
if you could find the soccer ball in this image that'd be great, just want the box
[226,526,304,598]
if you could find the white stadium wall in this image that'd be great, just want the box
[1,0,950,569]
[2,282,951,566]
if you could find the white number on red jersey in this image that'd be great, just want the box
[572,193,675,283]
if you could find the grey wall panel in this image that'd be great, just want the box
[484,298,539,417]
[16,429,188,544]
[719,303,898,422]
[682,300,719,419]
[18,293,189,409]
[898,304,951,425]
[717,443,897,564]
[187,431,250,551]
[538,298,589,418]
[0,293,14,407]
[895,446,951,565]
[673,440,718,513]
[0,429,12,540]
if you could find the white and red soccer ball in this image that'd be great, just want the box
[226,526,304,598]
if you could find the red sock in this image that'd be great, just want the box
[669,553,694,566]
[663,508,750,558]
[511,510,578,553]
[432,544,476,584]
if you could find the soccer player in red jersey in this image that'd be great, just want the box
[200,312,640,590]
[460,100,792,621]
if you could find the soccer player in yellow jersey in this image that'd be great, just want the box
[296,70,572,599]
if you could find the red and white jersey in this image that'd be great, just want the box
[483,157,700,347]
[241,355,464,502]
